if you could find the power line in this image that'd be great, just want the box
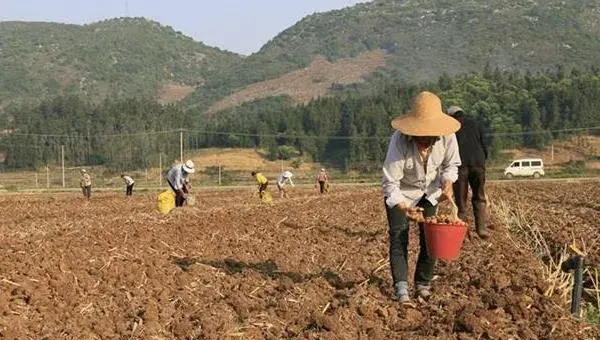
[7,129,181,138]
[488,126,600,136]
[3,126,600,140]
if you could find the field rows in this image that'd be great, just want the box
[0,185,597,339]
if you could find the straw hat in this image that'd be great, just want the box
[183,159,195,174]
[391,91,460,136]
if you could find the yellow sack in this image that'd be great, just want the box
[186,194,196,206]
[157,190,176,214]
[260,191,273,203]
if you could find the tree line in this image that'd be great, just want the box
[194,67,600,171]
[1,67,600,171]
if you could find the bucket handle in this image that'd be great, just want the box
[447,196,459,222]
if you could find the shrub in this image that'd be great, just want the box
[291,158,303,169]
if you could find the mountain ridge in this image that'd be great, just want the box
[188,0,600,113]
[0,17,241,107]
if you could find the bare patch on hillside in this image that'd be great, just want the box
[206,50,388,114]
[189,148,315,173]
[158,82,197,104]
[55,65,80,89]
[501,135,600,167]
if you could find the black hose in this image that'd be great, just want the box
[561,255,584,318]
[571,256,584,317]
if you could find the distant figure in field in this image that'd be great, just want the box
[448,106,490,239]
[164,160,195,207]
[121,174,135,196]
[80,169,92,199]
[316,168,329,194]
[276,171,294,198]
[251,171,269,199]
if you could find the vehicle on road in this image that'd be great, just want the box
[504,158,545,179]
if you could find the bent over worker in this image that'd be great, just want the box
[277,171,294,198]
[382,91,461,303]
[121,174,135,196]
[164,160,195,207]
[251,171,268,199]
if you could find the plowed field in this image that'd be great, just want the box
[490,180,600,266]
[0,184,597,339]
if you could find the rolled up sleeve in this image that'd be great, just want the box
[382,133,411,208]
[440,134,461,183]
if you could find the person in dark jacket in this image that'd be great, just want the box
[448,106,490,239]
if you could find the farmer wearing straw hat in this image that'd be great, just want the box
[164,160,195,207]
[80,169,92,199]
[447,106,490,239]
[382,91,461,302]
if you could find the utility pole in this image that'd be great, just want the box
[218,162,222,186]
[61,145,65,188]
[159,153,163,188]
[46,165,50,189]
[180,129,183,163]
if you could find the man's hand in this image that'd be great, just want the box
[396,203,424,221]
[440,180,453,202]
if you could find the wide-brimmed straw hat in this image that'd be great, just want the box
[183,159,195,174]
[391,91,461,136]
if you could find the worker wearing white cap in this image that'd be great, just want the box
[276,170,294,198]
[164,159,195,207]
[316,168,329,194]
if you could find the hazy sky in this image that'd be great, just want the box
[0,0,370,55]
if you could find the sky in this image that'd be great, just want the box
[0,0,370,55]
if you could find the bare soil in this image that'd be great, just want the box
[0,186,597,339]
[490,180,600,267]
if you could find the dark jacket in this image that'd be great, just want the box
[455,115,488,166]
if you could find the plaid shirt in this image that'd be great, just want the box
[80,173,92,187]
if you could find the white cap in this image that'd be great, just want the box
[283,171,293,178]
[183,159,195,173]
[447,106,464,116]
[81,169,87,173]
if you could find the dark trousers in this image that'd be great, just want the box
[82,186,91,199]
[126,184,134,196]
[259,182,268,197]
[318,181,326,194]
[167,181,186,207]
[385,197,437,285]
[453,165,487,230]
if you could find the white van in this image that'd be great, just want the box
[504,158,545,179]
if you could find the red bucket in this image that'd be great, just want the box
[423,222,468,261]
